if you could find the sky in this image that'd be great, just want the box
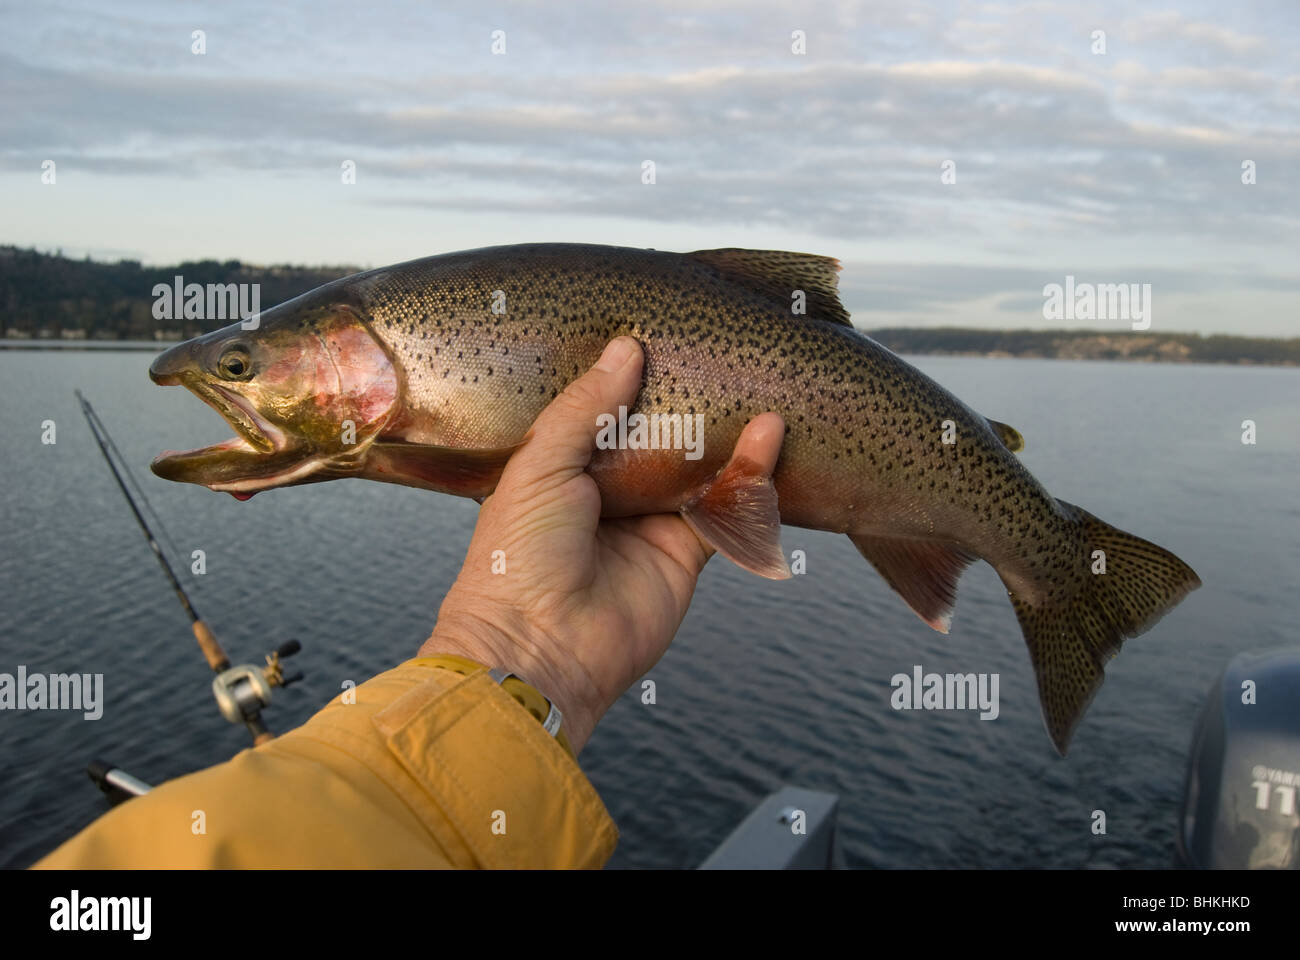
[1,0,1297,335]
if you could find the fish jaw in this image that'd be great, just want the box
[149,374,332,495]
[149,301,401,496]
[151,437,327,496]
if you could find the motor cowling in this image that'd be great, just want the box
[1177,648,1300,868]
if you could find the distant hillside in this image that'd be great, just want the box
[0,246,357,340]
[868,327,1300,367]
[1,247,1296,365]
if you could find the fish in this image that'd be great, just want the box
[149,243,1201,753]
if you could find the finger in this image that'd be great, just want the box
[504,337,644,489]
[731,412,785,476]
[644,411,787,577]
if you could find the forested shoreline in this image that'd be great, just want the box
[3,246,1295,365]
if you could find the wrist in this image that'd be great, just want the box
[420,605,600,753]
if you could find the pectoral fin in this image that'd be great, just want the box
[680,455,790,579]
[364,439,525,497]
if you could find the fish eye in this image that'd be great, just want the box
[217,346,253,380]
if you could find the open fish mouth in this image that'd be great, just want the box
[153,380,285,464]
[149,378,311,499]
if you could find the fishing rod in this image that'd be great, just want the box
[75,390,303,753]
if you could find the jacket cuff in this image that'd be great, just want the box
[365,659,618,868]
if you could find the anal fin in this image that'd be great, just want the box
[849,534,977,633]
[680,455,790,579]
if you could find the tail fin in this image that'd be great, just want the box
[1009,499,1201,755]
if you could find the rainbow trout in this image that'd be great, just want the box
[149,243,1200,752]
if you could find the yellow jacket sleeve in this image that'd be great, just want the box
[32,659,619,869]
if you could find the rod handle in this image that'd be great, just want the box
[192,620,230,672]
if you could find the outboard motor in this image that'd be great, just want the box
[1177,648,1300,868]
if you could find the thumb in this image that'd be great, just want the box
[503,337,644,491]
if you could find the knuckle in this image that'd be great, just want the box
[556,374,608,413]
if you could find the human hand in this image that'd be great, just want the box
[418,337,785,753]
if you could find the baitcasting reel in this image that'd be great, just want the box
[212,640,304,728]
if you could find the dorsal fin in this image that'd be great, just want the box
[986,418,1025,453]
[686,248,852,326]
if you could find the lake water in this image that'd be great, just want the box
[0,350,1296,868]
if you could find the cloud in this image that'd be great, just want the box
[1123,11,1268,59]
[8,45,1293,248]
[0,0,1295,334]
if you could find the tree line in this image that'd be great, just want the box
[2,246,1296,365]
[868,327,1300,366]
[0,246,353,340]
